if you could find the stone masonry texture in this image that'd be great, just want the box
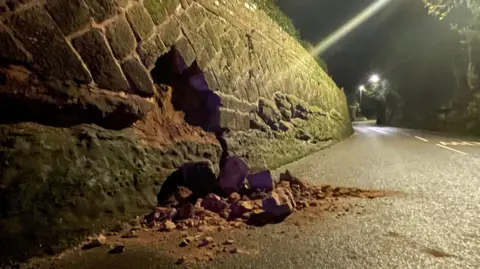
[0,0,353,264]
[73,28,128,91]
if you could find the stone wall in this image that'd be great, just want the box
[0,0,349,126]
[0,0,352,263]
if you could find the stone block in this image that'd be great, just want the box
[176,12,202,48]
[137,34,167,69]
[204,21,221,51]
[143,0,169,25]
[279,120,294,132]
[105,16,136,60]
[223,95,252,113]
[46,0,91,35]
[179,0,192,9]
[201,194,228,213]
[73,29,128,91]
[214,70,229,93]
[227,28,241,47]
[219,107,236,130]
[258,98,282,129]
[84,0,124,23]
[188,3,206,24]
[262,187,295,218]
[220,38,235,65]
[197,26,216,58]
[159,18,181,47]
[247,170,274,192]
[126,4,155,41]
[122,57,154,97]
[0,24,30,63]
[163,0,181,14]
[235,112,250,130]
[8,7,91,82]
[218,156,249,195]
[203,68,219,90]
[175,36,196,66]
[196,49,210,70]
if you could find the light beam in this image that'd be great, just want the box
[310,0,393,57]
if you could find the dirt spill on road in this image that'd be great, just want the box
[23,170,395,269]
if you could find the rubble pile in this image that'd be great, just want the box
[76,157,391,267]
[144,157,385,231]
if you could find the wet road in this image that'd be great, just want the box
[215,123,480,269]
[32,124,480,269]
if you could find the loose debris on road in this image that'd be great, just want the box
[78,157,393,267]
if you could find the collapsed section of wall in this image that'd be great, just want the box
[0,0,350,130]
[0,0,352,263]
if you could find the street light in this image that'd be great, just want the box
[369,74,380,83]
[358,85,365,101]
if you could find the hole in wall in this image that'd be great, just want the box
[150,47,223,133]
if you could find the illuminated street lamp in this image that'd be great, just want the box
[358,85,365,101]
[369,74,380,83]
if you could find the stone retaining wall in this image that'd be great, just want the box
[0,0,350,127]
[0,0,352,263]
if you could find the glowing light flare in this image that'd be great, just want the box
[310,0,393,57]
[359,85,365,91]
[369,74,380,83]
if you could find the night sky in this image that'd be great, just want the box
[277,0,460,98]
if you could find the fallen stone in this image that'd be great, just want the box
[198,236,214,247]
[247,170,274,192]
[230,200,255,218]
[218,156,249,195]
[201,194,229,213]
[178,203,195,219]
[108,244,125,254]
[179,239,189,247]
[151,207,178,222]
[175,256,187,265]
[224,238,234,245]
[279,170,308,189]
[229,248,239,254]
[82,235,107,250]
[276,181,291,189]
[160,220,177,231]
[262,188,296,220]
[121,230,139,239]
[185,236,195,243]
[249,191,269,200]
[228,192,241,202]
[297,200,309,209]
[219,211,230,219]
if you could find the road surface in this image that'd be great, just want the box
[29,124,480,269]
[216,124,480,269]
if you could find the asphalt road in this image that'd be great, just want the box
[212,124,480,269]
[29,124,480,269]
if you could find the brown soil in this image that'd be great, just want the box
[23,179,395,269]
[133,86,218,150]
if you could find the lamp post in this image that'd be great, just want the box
[358,85,365,102]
